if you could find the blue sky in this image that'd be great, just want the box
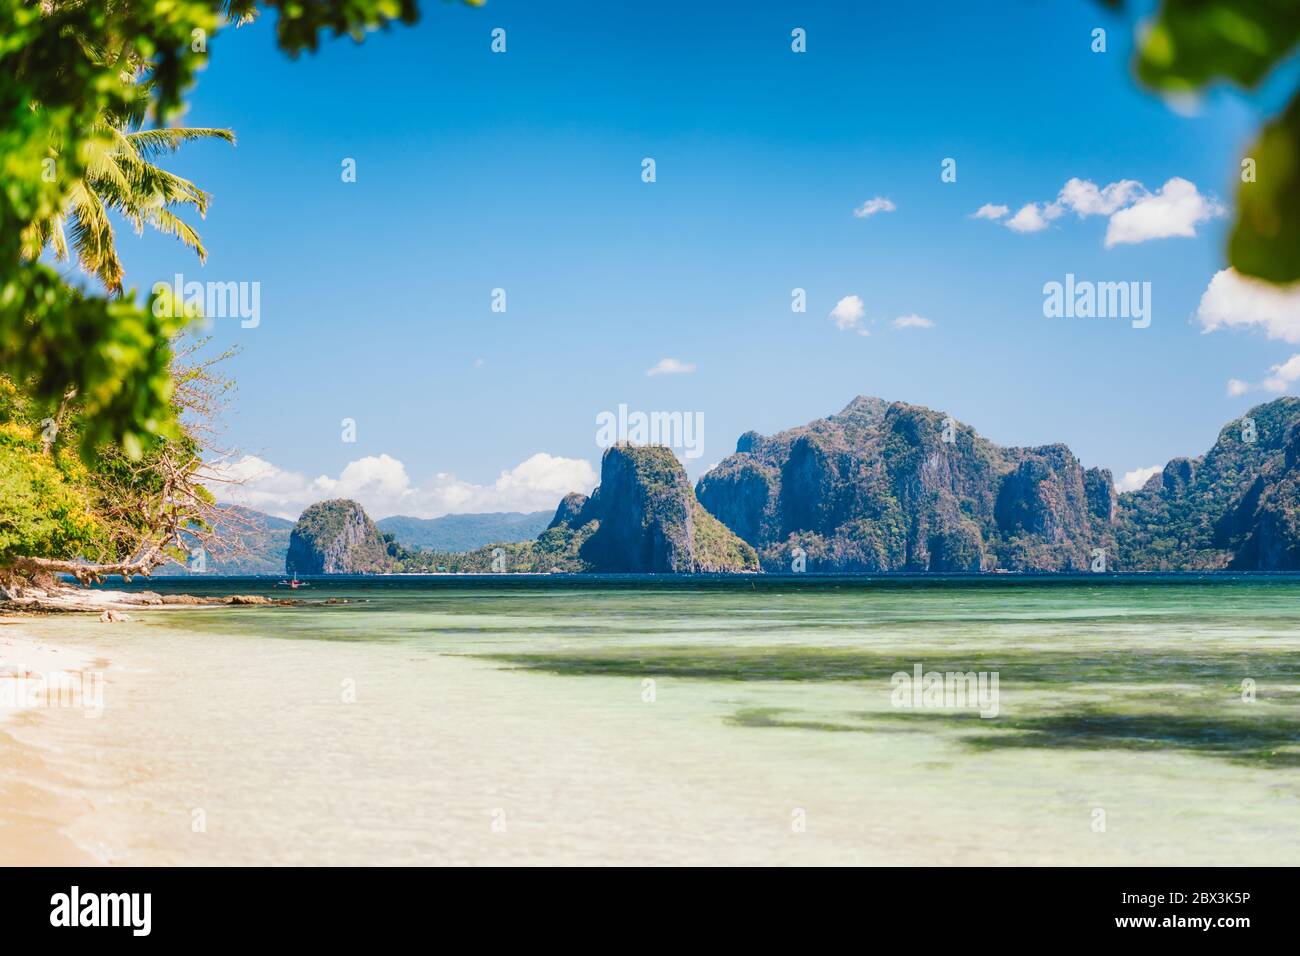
[108,0,1300,518]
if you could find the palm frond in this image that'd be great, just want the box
[113,155,212,214]
[126,128,235,159]
[142,207,208,263]
[26,119,232,292]
[81,134,134,199]
[65,183,124,294]
[49,213,69,262]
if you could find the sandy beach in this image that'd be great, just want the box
[0,622,105,865]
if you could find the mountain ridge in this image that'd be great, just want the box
[697,394,1300,572]
[375,511,551,552]
[259,395,1300,575]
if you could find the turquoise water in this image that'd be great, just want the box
[154,575,1300,764]
[12,575,1300,864]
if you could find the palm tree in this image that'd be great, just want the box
[21,123,235,295]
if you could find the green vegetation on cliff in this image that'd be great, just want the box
[286,499,391,575]
[697,395,1300,573]
[1115,397,1300,571]
[382,445,757,574]
[283,398,1300,577]
[697,397,1113,572]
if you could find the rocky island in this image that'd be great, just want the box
[377,444,758,574]
[698,395,1300,572]
[284,396,1300,575]
[286,499,392,575]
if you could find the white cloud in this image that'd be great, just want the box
[1217,353,1300,397]
[1104,177,1224,247]
[1057,177,1143,216]
[645,357,696,376]
[209,452,598,521]
[1196,264,1300,398]
[1262,354,1300,393]
[1116,465,1162,493]
[829,294,868,334]
[982,176,1223,245]
[1196,268,1300,343]
[207,455,329,517]
[892,314,934,329]
[1005,202,1060,233]
[853,197,896,218]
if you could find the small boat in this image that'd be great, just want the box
[276,574,310,589]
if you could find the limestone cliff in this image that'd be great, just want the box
[696,395,1300,572]
[696,397,1115,572]
[553,445,758,572]
[1118,397,1300,570]
[286,499,391,574]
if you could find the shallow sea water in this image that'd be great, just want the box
[4,575,1298,865]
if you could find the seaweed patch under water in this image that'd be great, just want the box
[480,643,1300,768]
[479,646,1300,687]
[728,703,1300,768]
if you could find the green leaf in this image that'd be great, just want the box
[1231,91,1300,283]
[1136,0,1300,91]
[1133,1,1300,283]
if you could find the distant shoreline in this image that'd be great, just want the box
[1,585,294,615]
[76,571,1300,593]
[7,568,1293,616]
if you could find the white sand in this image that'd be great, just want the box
[0,621,107,865]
